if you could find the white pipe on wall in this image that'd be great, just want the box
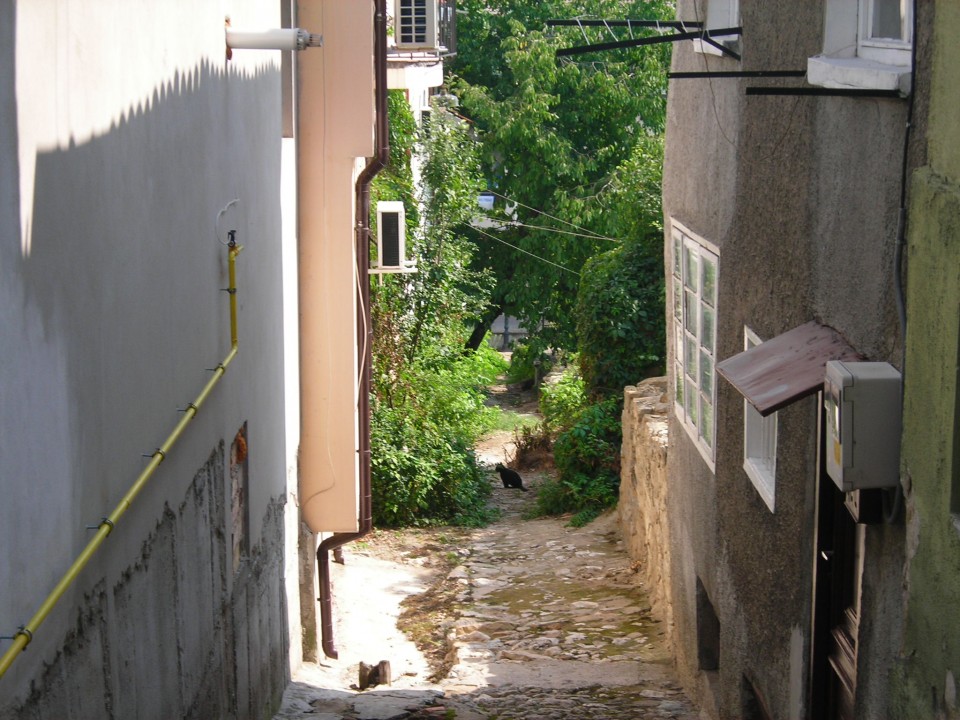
[226,28,322,51]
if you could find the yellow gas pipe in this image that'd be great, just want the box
[0,242,244,680]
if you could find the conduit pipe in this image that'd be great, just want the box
[317,0,388,660]
[226,27,323,52]
[0,241,244,679]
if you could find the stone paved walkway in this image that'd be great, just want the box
[273,462,701,720]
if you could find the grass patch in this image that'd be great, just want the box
[488,408,540,433]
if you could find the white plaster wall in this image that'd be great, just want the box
[0,1,297,712]
[281,133,303,672]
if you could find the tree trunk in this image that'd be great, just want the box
[465,303,503,352]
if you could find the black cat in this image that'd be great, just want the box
[495,463,528,491]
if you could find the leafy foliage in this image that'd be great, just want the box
[369,93,500,527]
[371,344,506,527]
[539,363,587,433]
[371,91,419,230]
[576,240,666,397]
[451,0,674,353]
[534,395,623,526]
[370,0,675,526]
[447,2,673,524]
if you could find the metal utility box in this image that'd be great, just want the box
[824,361,902,492]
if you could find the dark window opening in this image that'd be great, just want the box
[230,422,250,574]
[743,675,774,720]
[697,577,721,671]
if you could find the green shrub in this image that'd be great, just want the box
[371,404,497,528]
[575,239,665,398]
[534,396,622,524]
[371,345,505,528]
[539,364,587,434]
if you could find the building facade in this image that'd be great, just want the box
[0,1,384,717]
[661,1,928,718]
[894,3,960,717]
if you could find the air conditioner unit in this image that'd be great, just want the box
[395,0,438,50]
[374,201,416,274]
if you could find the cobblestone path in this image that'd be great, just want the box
[273,460,700,720]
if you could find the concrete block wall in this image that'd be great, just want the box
[1,449,288,720]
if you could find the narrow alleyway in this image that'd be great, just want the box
[274,434,700,719]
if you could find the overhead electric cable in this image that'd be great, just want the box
[471,226,581,276]
[484,190,612,241]
[487,219,620,242]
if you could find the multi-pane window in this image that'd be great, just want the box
[808,0,913,92]
[859,0,912,65]
[742,328,777,512]
[672,225,719,466]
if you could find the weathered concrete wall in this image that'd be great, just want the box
[618,378,673,642]
[0,1,297,715]
[661,1,915,717]
[893,5,960,715]
[2,450,288,720]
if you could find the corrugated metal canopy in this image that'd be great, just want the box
[716,321,862,416]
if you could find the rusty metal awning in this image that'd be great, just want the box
[716,321,862,416]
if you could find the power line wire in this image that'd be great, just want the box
[487,219,620,242]
[471,225,581,276]
[485,190,613,241]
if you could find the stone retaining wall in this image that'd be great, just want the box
[617,378,674,646]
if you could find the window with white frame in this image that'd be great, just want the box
[859,0,912,63]
[672,224,719,467]
[742,328,778,512]
[807,0,913,93]
[693,0,740,58]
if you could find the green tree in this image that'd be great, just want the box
[575,133,666,396]
[369,95,502,527]
[450,4,674,523]
[451,0,674,354]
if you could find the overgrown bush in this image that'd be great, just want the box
[534,395,622,526]
[575,239,664,398]
[371,344,506,527]
[539,363,587,433]
[530,365,622,525]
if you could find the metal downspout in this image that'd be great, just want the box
[317,0,388,660]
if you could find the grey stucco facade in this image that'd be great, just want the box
[661,2,922,718]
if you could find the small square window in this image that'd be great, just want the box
[868,0,908,41]
[742,328,777,512]
[859,0,912,64]
[693,0,740,58]
[807,0,913,93]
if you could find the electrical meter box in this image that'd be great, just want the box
[824,361,902,492]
